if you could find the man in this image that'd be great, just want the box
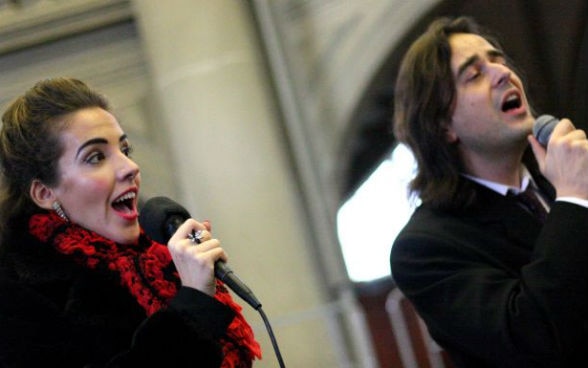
[390,16,588,367]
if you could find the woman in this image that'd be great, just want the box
[0,77,261,367]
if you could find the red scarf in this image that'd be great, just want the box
[29,212,262,367]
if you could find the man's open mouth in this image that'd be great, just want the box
[501,91,522,112]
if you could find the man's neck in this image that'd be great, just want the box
[471,161,522,187]
[461,148,525,187]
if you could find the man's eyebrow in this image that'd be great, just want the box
[456,49,506,78]
[457,55,479,78]
[487,49,505,60]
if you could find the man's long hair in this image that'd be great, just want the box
[393,17,506,210]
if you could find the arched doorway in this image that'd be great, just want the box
[338,1,588,366]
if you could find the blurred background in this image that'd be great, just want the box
[1,0,586,366]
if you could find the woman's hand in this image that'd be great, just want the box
[167,218,227,296]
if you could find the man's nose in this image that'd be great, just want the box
[491,63,511,88]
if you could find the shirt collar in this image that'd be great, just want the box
[463,165,533,196]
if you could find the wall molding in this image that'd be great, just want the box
[0,0,133,55]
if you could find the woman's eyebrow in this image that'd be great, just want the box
[75,137,108,159]
[75,134,128,159]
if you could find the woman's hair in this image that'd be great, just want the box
[0,77,110,241]
[393,16,508,210]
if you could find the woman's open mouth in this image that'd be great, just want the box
[112,191,138,219]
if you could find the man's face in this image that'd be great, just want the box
[446,33,534,160]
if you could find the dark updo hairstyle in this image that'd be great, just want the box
[0,77,110,243]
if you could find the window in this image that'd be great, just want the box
[336,143,419,282]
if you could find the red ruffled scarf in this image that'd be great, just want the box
[29,212,261,367]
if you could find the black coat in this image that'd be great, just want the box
[391,179,588,368]
[0,221,235,367]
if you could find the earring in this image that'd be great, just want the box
[52,201,69,222]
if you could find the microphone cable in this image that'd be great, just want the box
[214,259,285,366]
[256,305,286,368]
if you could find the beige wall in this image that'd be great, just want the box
[131,1,352,366]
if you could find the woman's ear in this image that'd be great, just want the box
[29,179,56,210]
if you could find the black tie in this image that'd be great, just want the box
[510,186,548,223]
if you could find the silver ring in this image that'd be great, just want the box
[188,229,204,244]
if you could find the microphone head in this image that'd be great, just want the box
[533,114,558,147]
[139,196,191,244]
[140,197,262,309]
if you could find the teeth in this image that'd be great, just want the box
[505,93,519,102]
[114,192,136,203]
[502,92,521,112]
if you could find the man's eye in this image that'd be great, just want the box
[494,57,507,65]
[466,71,480,82]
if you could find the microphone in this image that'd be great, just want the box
[139,196,261,310]
[533,114,559,147]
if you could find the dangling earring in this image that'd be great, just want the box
[52,201,69,222]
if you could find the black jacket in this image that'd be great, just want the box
[0,220,235,367]
[391,179,588,367]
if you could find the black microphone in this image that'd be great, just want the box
[533,114,559,147]
[139,196,261,310]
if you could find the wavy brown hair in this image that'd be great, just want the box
[0,77,110,244]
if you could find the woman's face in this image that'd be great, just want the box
[51,107,141,244]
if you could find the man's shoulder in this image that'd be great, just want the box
[395,202,492,247]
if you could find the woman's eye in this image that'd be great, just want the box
[85,151,105,164]
[122,144,134,157]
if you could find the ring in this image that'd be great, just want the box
[188,229,204,244]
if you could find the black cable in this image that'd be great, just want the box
[257,307,286,368]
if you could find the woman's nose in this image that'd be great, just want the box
[119,155,140,182]
[125,166,140,182]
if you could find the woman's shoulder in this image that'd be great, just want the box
[1,229,77,284]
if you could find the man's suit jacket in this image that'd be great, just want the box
[390,178,588,368]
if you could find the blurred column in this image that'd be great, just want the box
[131,1,359,367]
